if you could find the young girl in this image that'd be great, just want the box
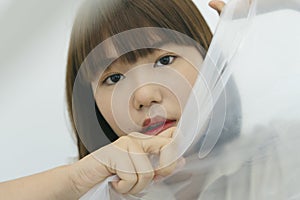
[67,0,239,198]
[0,1,225,199]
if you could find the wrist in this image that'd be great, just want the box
[68,155,111,197]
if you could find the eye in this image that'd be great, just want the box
[103,73,125,85]
[155,55,176,67]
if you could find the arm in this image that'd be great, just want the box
[0,165,83,200]
[0,128,177,199]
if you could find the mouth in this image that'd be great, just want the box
[141,116,177,136]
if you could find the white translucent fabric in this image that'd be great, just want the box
[80,0,300,199]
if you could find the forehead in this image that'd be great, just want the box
[102,38,173,59]
[107,48,167,69]
[108,41,202,74]
[87,40,203,84]
[86,27,204,75]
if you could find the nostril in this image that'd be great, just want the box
[138,100,158,110]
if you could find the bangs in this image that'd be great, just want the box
[100,27,198,63]
[71,0,211,80]
[96,0,204,52]
[83,27,202,81]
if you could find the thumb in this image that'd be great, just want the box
[129,132,172,155]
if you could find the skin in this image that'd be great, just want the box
[93,44,200,137]
[0,1,225,199]
[88,44,202,194]
[209,0,226,15]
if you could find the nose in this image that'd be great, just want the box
[132,84,162,110]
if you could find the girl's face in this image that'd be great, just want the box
[92,44,203,137]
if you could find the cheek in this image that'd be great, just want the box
[180,62,199,86]
[95,92,114,126]
[169,62,199,110]
[173,60,199,86]
[94,90,127,137]
[185,67,198,86]
[95,89,110,112]
[168,93,183,116]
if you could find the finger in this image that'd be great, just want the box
[155,133,179,177]
[209,0,226,15]
[154,157,186,180]
[155,159,177,177]
[155,140,180,177]
[111,170,138,194]
[129,132,171,154]
[129,131,179,179]
[126,143,155,194]
[92,139,137,174]
[97,136,153,194]
[156,126,177,139]
[105,141,138,194]
[156,127,185,177]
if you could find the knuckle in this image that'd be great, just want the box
[160,168,172,176]
[127,174,138,185]
[157,163,177,177]
[119,135,131,143]
[111,182,120,191]
[115,135,133,146]
[140,171,155,180]
[128,131,142,137]
[160,138,172,148]
[112,183,127,194]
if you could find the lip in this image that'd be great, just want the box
[142,116,176,136]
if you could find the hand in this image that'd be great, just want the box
[209,0,226,15]
[71,127,181,196]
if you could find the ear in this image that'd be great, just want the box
[209,0,226,15]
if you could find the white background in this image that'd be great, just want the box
[0,0,225,181]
